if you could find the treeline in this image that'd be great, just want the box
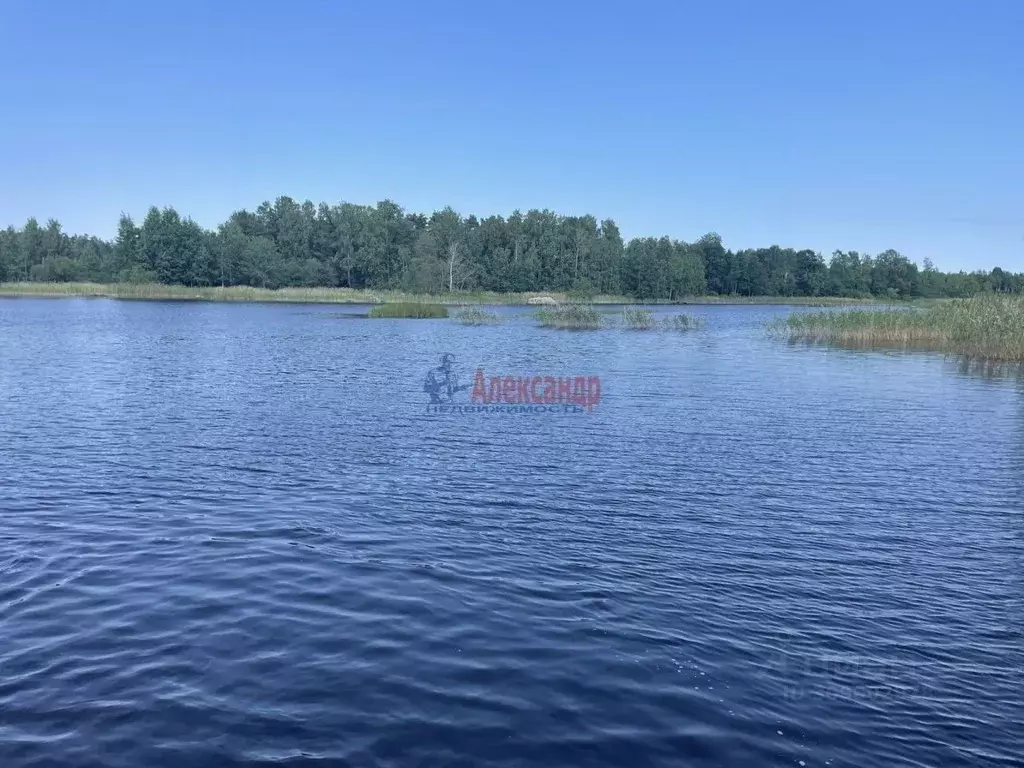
[1,197,1021,299]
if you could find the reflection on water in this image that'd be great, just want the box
[946,356,1024,382]
[779,335,1024,382]
[0,298,1021,768]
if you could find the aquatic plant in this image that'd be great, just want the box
[0,281,912,308]
[368,302,448,319]
[623,307,656,330]
[661,313,703,330]
[534,303,604,330]
[773,294,1024,363]
[455,306,501,325]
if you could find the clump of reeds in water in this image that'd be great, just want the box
[774,294,1024,364]
[368,302,449,319]
[621,308,703,330]
[454,306,501,325]
[611,307,704,331]
[661,313,702,331]
[623,307,656,330]
[534,303,604,330]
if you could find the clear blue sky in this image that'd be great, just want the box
[1,0,1021,271]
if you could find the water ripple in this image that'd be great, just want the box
[0,299,1021,767]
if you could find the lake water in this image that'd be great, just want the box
[1,298,1020,768]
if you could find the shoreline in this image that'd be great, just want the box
[0,282,897,307]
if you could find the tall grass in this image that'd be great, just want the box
[455,306,501,325]
[620,307,702,331]
[774,294,1024,363]
[368,302,448,318]
[662,313,703,331]
[622,307,656,329]
[0,282,386,303]
[0,282,907,306]
[0,282,641,306]
[535,303,605,330]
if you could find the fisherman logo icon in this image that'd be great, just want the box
[423,353,470,404]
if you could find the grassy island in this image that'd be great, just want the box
[534,304,605,330]
[367,302,448,318]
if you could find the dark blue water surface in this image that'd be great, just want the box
[1,298,1021,768]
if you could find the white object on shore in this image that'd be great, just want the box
[527,296,558,305]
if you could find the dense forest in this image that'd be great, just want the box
[1,197,1021,299]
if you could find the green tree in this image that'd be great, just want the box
[697,233,730,294]
[593,219,625,295]
[40,219,68,262]
[19,217,43,280]
[5,195,1022,300]
[113,214,141,279]
[795,250,827,296]
[872,249,919,298]
[0,226,21,282]
[918,257,944,298]
[733,250,768,296]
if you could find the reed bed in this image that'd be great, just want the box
[619,308,703,331]
[0,282,384,303]
[775,294,1024,363]
[534,303,605,330]
[0,282,906,307]
[0,282,641,306]
[675,295,890,306]
[623,307,656,330]
[367,302,448,319]
[455,306,501,325]
[662,313,703,331]
[536,305,704,331]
